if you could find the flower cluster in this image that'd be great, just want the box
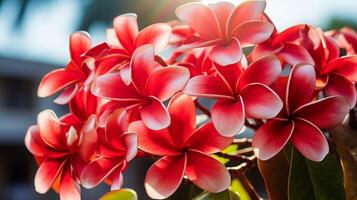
[25,1,356,199]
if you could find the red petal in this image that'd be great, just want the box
[228,0,266,32]
[105,109,128,140]
[59,166,81,200]
[252,119,294,160]
[135,23,172,53]
[25,125,46,157]
[38,69,83,97]
[70,31,91,64]
[145,155,186,199]
[211,97,245,137]
[91,72,142,101]
[291,119,328,161]
[209,2,235,38]
[167,94,196,149]
[54,84,79,105]
[241,83,283,119]
[78,115,97,161]
[175,2,221,40]
[233,21,274,46]
[294,96,349,128]
[322,56,357,82]
[121,132,138,161]
[186,122,233,154]
[37,110,65,148]
[110,172,123,191]
[238,54,281,90]
[184,75,233,99]
[324,73,356,108]
[35,160,66,194]
[186,150,230,193]
[113,14,139,53]
[131,45,156,94]
[129,121,180,156]
[140,97,170,130]
[286,63,316,114]
[210,38,242,66]
[81,157,124,189]
[147,66,190,101]
[279,43,315,66]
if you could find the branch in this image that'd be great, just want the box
[155,55,168,67]
[194,100,211,117]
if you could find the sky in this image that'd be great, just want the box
[0,0,356,65]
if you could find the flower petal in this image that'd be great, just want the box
[81,157,124,189]
[25,125,46,157]
[210,38,242,66]
[167,94,196,149]
[135,23,172,53]
[35,160,66,194]
[59,166,81,200]
[175,2,221,40]
[228,0,266,32]
[91,72,142,101]
[238,54,282,90]
[186,150,230,193]
[145,155,187,199]
[128,121,180,156]
[211,97,245,137]
[208,2,235,38]
[322,56,357,82]
[233,21,274,46]
[241,83,283,119]
[113,13,139,53]
[54,84,79,105]
[286,63,316,114]
[291,119,328,161]
[184,75,233,99]
[121,132,138,161]
[131,45,156,94]
[324,73,357,108]
[37,69,83,98]
[70,31,91,64]
[279,43,315,66]
[294,96,349,128]
[140,97,170,130]
[37,110,65,148]
[186,122,233,154]
[78,115,97,161]
[146,66,190,101]
[252,119,294,160]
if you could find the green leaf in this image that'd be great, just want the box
[100,188,138,200]
[222,144,239,155]
[193,189,240,200]
[230,179,251,200]
[288,147,346,200]
[212,154,230,165]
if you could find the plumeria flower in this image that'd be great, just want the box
[128,94,233,199]
[25,110,98,200]
[92,44,190,130]
[184,55,283,136]
[103,13,172,84]
[38,32,110,104]
[81,109,137,190]
[250,24,315,66]
[175,0,274,66]
[327,27,357,55]
[253,64,349,161]
[178,49,216,77]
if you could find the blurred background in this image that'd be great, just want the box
[0,0,356,199]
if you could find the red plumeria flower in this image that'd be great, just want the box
[178,49,216,77]
[176,0,274,66]
[38,32,110,104]
[250,24,315,66]
[104,13,172,84]
[25,110,98,200]
[92,44,190,130]
[184,55,283,136]
[128,94,233,199]
[253,64,349,161]
[81,109,137,190]
[327,27,357,55]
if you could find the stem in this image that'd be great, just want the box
[194,100,211,117]
[155,55,168,67]
[236,172,263,200]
